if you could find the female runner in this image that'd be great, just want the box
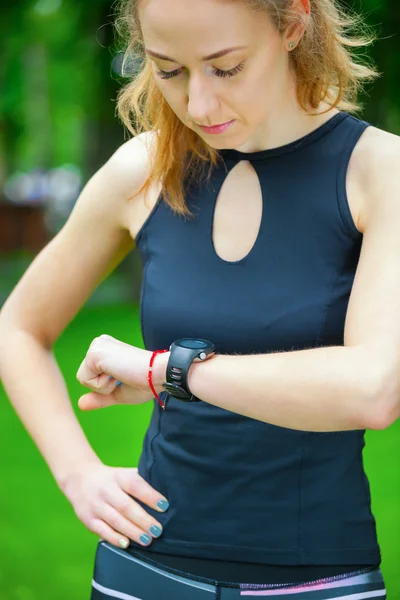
[1,0,399,598]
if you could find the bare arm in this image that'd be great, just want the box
[185,346,384,432]
[0,332,101,486]
[0,133,151,490]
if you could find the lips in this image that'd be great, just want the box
[198,120,235,134]
[201,121,229,127]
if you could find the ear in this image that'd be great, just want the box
[292,0,311,15]
[284,0,310,45]
[301,0,310,15]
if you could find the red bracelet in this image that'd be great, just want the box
[148,349,169,410]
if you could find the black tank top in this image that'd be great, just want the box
[128,112,381,584]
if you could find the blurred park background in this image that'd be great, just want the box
[0,0,399,598]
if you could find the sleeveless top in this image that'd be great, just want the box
[127,112,381,584]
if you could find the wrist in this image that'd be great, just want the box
[187,352,219,399]
[151,350,170,394]
[55,453,103,494]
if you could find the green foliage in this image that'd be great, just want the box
[1,0,123,175]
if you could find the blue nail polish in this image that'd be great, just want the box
[140,533,152,545]
[149,525,162,537]
[109,376,113,380]
[157,499,169,511]
[116,381,122,387]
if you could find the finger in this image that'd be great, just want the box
[96,371,117,390]
[107,490,164,539]
[100,504,157,547]
[86,371,117,394]
[116,468,170,513]
[78,392,117,411]
[89,518,150,550]
[76,366,113,394]
[76,356,103,386]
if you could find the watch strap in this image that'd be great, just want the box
[164,345,201,401]
[162,339,215,402]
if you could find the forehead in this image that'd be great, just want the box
[138,0,271,54]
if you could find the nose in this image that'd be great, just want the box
[186,73,219,125]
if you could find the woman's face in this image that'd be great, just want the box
[138,0,295,150]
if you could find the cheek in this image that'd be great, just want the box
[247,50,286,99]
[154,78,184,113]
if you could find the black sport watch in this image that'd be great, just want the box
[162,338,216,402]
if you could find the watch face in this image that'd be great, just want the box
[178,338,211,350]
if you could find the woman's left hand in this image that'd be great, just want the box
[76,335,168,411]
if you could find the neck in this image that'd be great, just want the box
[236,78,339,153]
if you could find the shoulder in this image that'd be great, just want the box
[98,131,160,237]
[349,124,400,233]
[103,131,156,201]
[353,124,400,172]
[60,130,157,234]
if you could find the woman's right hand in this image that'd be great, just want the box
[61,461,169,549]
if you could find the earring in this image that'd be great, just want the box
[289,42,296,50]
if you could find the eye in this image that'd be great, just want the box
[155,62,246,80]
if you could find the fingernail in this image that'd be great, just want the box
[157,499,169,511]
[149,525,162,537]
[140,534,152,545]
[116,381,122,387]
[119,538,129,548]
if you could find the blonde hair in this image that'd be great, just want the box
[114,0,378,216]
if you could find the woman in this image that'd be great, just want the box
[0,0,398,597]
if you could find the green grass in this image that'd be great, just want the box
[0,304,399,599]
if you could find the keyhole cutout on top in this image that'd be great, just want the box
[212,160,263,263]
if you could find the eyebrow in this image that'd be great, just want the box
[145,46,248,63]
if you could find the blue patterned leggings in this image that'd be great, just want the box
[90,541,387,600]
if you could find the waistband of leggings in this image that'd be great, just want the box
[126,546,381,590]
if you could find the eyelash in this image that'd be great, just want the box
[155,62,246,80]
